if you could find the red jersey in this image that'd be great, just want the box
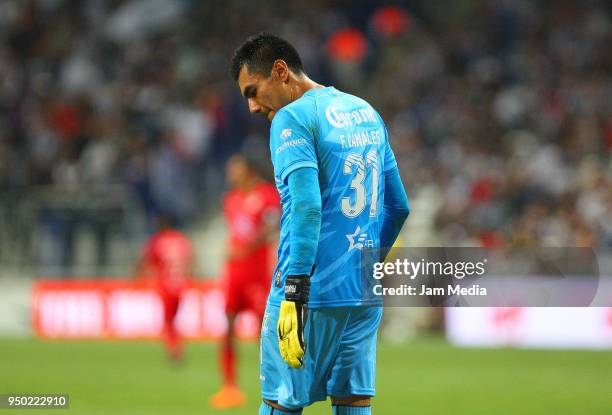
[223,182,280,281]
[143,230,194,295]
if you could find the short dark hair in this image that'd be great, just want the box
[230,32,304,81]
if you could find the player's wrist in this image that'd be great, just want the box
[284,275,310,303]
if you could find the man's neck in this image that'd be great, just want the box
[291,73,325,101]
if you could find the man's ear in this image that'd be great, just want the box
[271,60,289,82]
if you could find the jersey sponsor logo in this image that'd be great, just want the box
[346,225,374,251]
[275,138,307,154]
[325,105,377,129]
[280,128,292,139]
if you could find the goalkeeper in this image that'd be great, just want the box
[230,33,410,415]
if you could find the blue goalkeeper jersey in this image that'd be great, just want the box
[268,86,398,308]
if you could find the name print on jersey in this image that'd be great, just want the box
[340,130,382,149]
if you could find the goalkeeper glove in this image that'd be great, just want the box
[277,275,310,368]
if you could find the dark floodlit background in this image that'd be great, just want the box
[0,1,611,414]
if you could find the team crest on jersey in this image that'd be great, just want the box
[275,269,282,287]
[280,128,292,139]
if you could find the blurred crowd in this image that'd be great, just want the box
[370,1,612,248]
[0,0,611,264]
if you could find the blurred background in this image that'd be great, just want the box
[0,0,611,414]
[1,0,611,277]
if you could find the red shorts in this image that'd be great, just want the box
[224,276,269,318]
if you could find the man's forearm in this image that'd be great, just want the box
[287,167,322,275]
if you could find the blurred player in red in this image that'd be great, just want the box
[136,216,194,362]
[209,154,280,409]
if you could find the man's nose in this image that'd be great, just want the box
[248,98,261,113]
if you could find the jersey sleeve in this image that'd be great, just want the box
[269,108,318,184]
[383,126,398,172]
